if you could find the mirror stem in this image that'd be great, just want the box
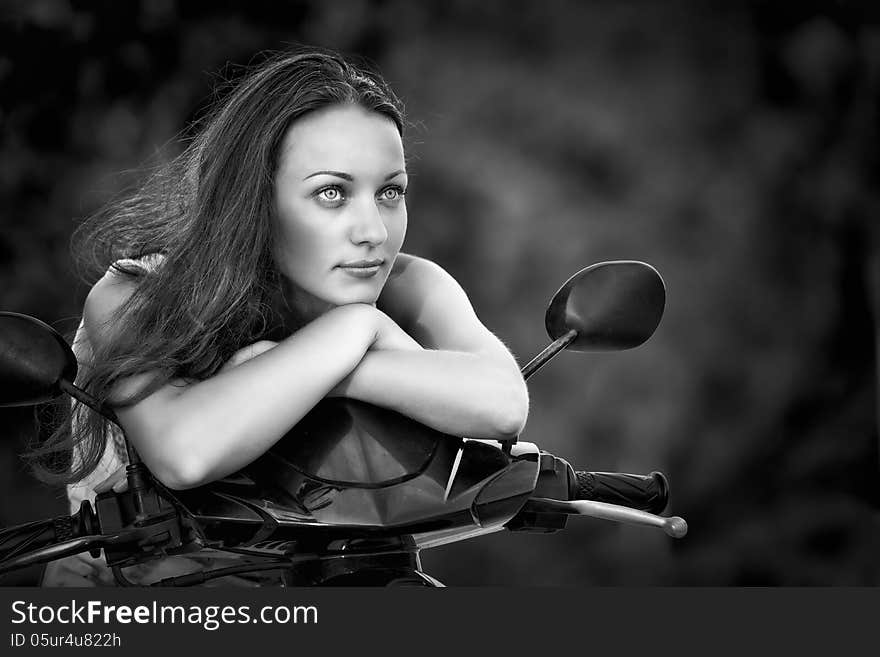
[521,329,578,381]
[55,381,155,518]
[58,379,119,424]
[55,382,152,513]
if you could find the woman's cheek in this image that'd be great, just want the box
[390,210,407,251]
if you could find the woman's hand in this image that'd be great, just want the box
[370,308,423,352]
[326,255,530,437]
[220,311,415,368]
[94,466,129,494]
[326,307,421,398]
[217,311,419,403]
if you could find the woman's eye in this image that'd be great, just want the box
[315,186,345,205]
[378,186,405,203]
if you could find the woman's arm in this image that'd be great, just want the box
[335,254,529,438]
[84,272,387,490]
[332,349,528,438]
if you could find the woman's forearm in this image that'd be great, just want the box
[118,303,380,489]
[333,349,529,438]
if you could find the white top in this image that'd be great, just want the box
[66,253,166,513]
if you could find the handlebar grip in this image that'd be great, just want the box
[573,471,669,514]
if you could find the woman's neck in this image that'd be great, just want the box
[277,278,335,332]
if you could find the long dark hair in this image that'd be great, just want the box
[29,49,406,484]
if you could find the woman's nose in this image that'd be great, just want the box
[349,200,388,246]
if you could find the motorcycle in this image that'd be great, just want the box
[0,260,687,586]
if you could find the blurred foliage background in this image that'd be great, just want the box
[1,0,878,585]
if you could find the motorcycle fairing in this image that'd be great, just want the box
[166,400,541,552]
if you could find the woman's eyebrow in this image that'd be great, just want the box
[303,170,353,181]
[302,169,407,182]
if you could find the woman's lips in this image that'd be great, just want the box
[337,259,384,278]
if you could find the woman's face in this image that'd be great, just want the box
[273,103,407,317]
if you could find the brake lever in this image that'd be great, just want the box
[524,497,688,538]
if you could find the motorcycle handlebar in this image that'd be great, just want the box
[572,470,669,515]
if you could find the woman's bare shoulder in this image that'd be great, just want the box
[83,270,137,344]
[386,252,451,287]
[83,254,165,348]
[82,263,184,403]
[380,253,431,323]
[378,253,467,329]
[386,251,417,278]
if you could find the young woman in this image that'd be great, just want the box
[36,50,529,585]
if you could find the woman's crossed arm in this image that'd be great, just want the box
[84,255,527,490]
[335,254,529,438]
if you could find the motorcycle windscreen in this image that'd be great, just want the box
[247,398,445,489]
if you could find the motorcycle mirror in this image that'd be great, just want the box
[546,260,666,351]
[521,261,665,381]
[0,311,79,407]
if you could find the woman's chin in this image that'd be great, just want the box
[324,280,386,307]
[330,292,381,307]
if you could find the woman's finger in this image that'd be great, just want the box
[94,466,127,493]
